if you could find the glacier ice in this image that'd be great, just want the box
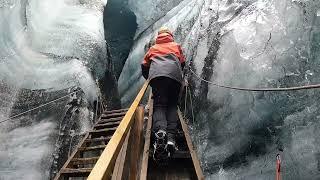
[0,0,107,179]
[1,0,320,179]
[120,0,320,179]
[0,0,107,96]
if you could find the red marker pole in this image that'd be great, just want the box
[276,154,281,180]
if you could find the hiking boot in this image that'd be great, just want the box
[166,133,176,157]
[153,130,167,161]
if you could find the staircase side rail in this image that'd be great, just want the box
[177,108,204,180]
[87,80,149,180]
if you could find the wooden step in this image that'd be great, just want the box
[84,137,111,143]
[89,127,117,138]
[101,111,126,119]
[98,117,123,124]
[78,145,106,152]
[89,127,118,136]
[94,121,120,129]
[104,108,128,114]
[61,168,92,177]
[70,157,100,165]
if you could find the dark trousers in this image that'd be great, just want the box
[150,77,181,136]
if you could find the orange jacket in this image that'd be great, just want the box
[141,32,185,82]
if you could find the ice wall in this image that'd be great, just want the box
[0,0,107,96]
[120,0,320,179]
[0,0,107,179]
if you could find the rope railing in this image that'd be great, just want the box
[0,88,84,124]
[189,68,320,92]
[187,68,291,180]
[0,83,100,124]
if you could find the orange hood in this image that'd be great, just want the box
[156,32,174,44]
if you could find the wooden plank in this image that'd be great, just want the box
[128,105,144,179]
[104,108,129,114]
[90,127,118,134]
[111,129,130,180]
[61,168,92,177]
[98,117,123,124]
[101,111,127,119]
[177,109,205,180]
[87,80,149,180]
[78,145,106,152]
[94,121,120,129]
[140,93,153,180]
[70,157,100,165]
[84,137,112,143]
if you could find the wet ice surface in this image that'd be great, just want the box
[0,0,106,95]
[0,0,106,179]
[120,0,320,179]
[0,121,55,180]
[128,0,185,36]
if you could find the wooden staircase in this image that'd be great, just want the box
[53,81,204,180]
[54,108,129,180]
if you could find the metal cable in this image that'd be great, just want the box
[0,84,96,124]
[188,86,195,126]
[189,68,320,92]
[186,84,201,146]
[95,95,99,122]
[184,85,188,116]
